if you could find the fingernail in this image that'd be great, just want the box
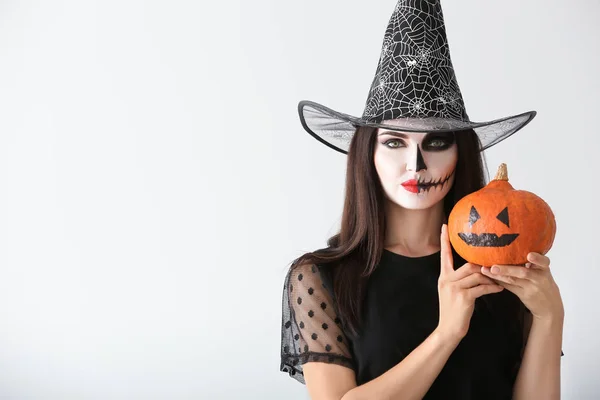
[491,266,500,274]
[525,263,532,268]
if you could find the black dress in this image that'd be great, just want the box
[280,249,532,399]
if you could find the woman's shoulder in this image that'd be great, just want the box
[284,258,335,298]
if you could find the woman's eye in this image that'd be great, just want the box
[424,137,453,150]
[383,139,405,148]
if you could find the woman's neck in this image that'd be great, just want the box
[383,200,445,257]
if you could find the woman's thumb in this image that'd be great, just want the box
[440,224,454,275]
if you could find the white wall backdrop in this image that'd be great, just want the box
[0,0,598,398]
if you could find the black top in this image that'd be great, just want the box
[280,249,536,399]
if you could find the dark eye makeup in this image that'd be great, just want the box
[422,132,455,151]
[380,132,455,150]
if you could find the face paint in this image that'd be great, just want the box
[415,146,427,172]
[415,170,455,193]
[374,124,458,211]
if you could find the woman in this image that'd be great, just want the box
[280,1,564,399]
[280,124,564,399]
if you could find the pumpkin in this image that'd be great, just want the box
[448,163,556,266]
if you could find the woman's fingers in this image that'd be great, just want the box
[467,283,504,298]
[527,252,551,269]
[493,279,524,296]
[451,262,483,282]
[481,265,540,286]
[457,271,499,289]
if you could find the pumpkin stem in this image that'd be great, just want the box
[494,163,509,181]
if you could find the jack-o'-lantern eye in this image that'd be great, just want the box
[469,206,480,227]
[496,207,510,227]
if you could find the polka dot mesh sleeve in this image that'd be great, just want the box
[280,262,355,384]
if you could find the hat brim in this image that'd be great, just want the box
[298,100,536,154]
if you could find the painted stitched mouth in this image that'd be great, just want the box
[458,233,519,247]
[416,170,454,193]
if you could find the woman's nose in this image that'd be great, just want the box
[406,146,427,172]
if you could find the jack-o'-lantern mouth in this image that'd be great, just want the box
[457,233,519,247]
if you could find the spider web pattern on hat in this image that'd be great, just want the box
[297,0,537,155]
[362,0,468,123]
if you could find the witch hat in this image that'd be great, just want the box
[298,0,536,154]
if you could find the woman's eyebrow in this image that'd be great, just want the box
[377,131,409,138]
[423,132,454,140]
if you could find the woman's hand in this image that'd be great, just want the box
[436,225,505,342]
[481,252,564,322]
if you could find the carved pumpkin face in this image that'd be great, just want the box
[448,164,556,266]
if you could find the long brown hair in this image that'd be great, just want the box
[288,125,501,335]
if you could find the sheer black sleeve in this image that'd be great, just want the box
[280,261,354,384]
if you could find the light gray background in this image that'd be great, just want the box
[0,0,597,399]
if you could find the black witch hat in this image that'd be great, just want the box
[298,0,536,154]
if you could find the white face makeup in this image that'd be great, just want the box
[373,124,458,210]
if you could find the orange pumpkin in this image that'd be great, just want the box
[448,163,556,266]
